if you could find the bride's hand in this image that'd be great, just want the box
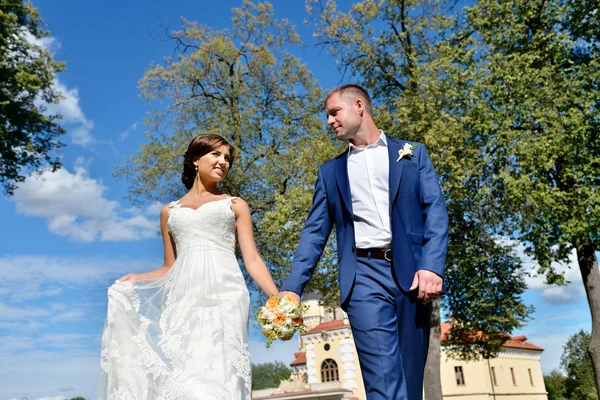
[107,273,138,290]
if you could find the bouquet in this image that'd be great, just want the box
[257,295,308,348]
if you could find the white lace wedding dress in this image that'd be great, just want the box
[98,197,251,400]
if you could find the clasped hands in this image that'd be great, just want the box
[279,270,442,304]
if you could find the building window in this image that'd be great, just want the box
[528,368,534,386]
[321,359,339,382]
[510,367,517,386]
[490,366,498,386]
[324,343,330,351]
[454,366,465,386]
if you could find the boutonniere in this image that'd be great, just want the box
[396,143,418,162]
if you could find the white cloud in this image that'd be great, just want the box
[0,320,46,332]
[505,240,585,304]
[119,121,138,141]
[23,30,95,147]
[12,159,159,242]
[49,310,86,322]
[44,80,95,147]
[21,30,61,56]
[0,254,157,399]
[516,309,592,374]
[0,350,98,400]
[540,286,584,305]
[532,333,568,374]
[0,336,36,352]
[0,303,52,321]
[0,254,157,304]
[37,333,97,349]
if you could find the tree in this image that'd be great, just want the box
[544,370,567,400]
[561,330,598,400]
[251,361,292,390]
[0,0,65,195]
[116,0,342,304]
[305,0,533,397]
[462,1,600,395]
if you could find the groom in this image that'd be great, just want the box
[280,84,448,400]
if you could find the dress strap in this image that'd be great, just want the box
[167,200,181,215]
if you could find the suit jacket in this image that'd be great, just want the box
[281,136,448,307]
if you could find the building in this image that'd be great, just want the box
[252,294,548,400]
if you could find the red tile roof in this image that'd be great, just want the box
[440,322,543,351]
[503,335,544,351]
[252,387,352,399]
[290,351,306,366]
[303,319,349,334]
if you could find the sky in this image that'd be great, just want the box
[0,1,594,399]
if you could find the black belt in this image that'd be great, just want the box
[356,248,392,262]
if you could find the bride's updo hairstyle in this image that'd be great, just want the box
[182,134,236,189]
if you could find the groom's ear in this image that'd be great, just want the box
[355,98,365,116]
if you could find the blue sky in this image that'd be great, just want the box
[0,1,594,399]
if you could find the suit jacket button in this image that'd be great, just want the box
[351,245,356,252]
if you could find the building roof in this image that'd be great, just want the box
[503,335,544,351]
[440,322,544,351]
[290,352,306,366]
[252,387,352,400]
[302,319,349,335]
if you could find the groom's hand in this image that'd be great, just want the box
[278,291,301,304]
[410,270,443,304]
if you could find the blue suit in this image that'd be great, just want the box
[281,136,448,400]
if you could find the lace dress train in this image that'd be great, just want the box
[98,198,251,400]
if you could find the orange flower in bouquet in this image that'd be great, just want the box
[257,295,308,348]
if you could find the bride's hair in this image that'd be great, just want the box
[182,134,236,189]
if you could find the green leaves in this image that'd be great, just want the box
[308,0,535,360]
[559,330,598,400]
[118,1,342,306]
[251,361,292,390]
[0,0,66,195]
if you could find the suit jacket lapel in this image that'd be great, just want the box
[336,152,353,216]
[388,138,402,208]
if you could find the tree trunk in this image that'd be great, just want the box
[424,298,442,400]
[574,239,600,399]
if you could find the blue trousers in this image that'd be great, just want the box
[344,256,430,400]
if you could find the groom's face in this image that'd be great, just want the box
[325,93,362,141]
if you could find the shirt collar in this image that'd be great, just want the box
[349,131,388,153]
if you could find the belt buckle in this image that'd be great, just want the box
[383,249,392,262]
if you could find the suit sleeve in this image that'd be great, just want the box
[417,145,449,279]
[280,167,334,297]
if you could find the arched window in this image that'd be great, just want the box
[321,359,339,382]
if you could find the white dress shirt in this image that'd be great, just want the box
[347,131,392,249]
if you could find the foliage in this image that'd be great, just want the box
[251,361,292,390]
[116,0,342,305]
[0,0,65,195]
[306,0,533,361]
[561,330,598,400]
[544,370,568,400]
[464,1,600,394]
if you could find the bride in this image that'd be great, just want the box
[98,134,279,400]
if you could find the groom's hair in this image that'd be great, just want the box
[325,84,373,115]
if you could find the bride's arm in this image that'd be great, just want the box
[113,204,176,284]
[233,198,279,296]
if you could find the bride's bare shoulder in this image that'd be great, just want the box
[160,201,179,218]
